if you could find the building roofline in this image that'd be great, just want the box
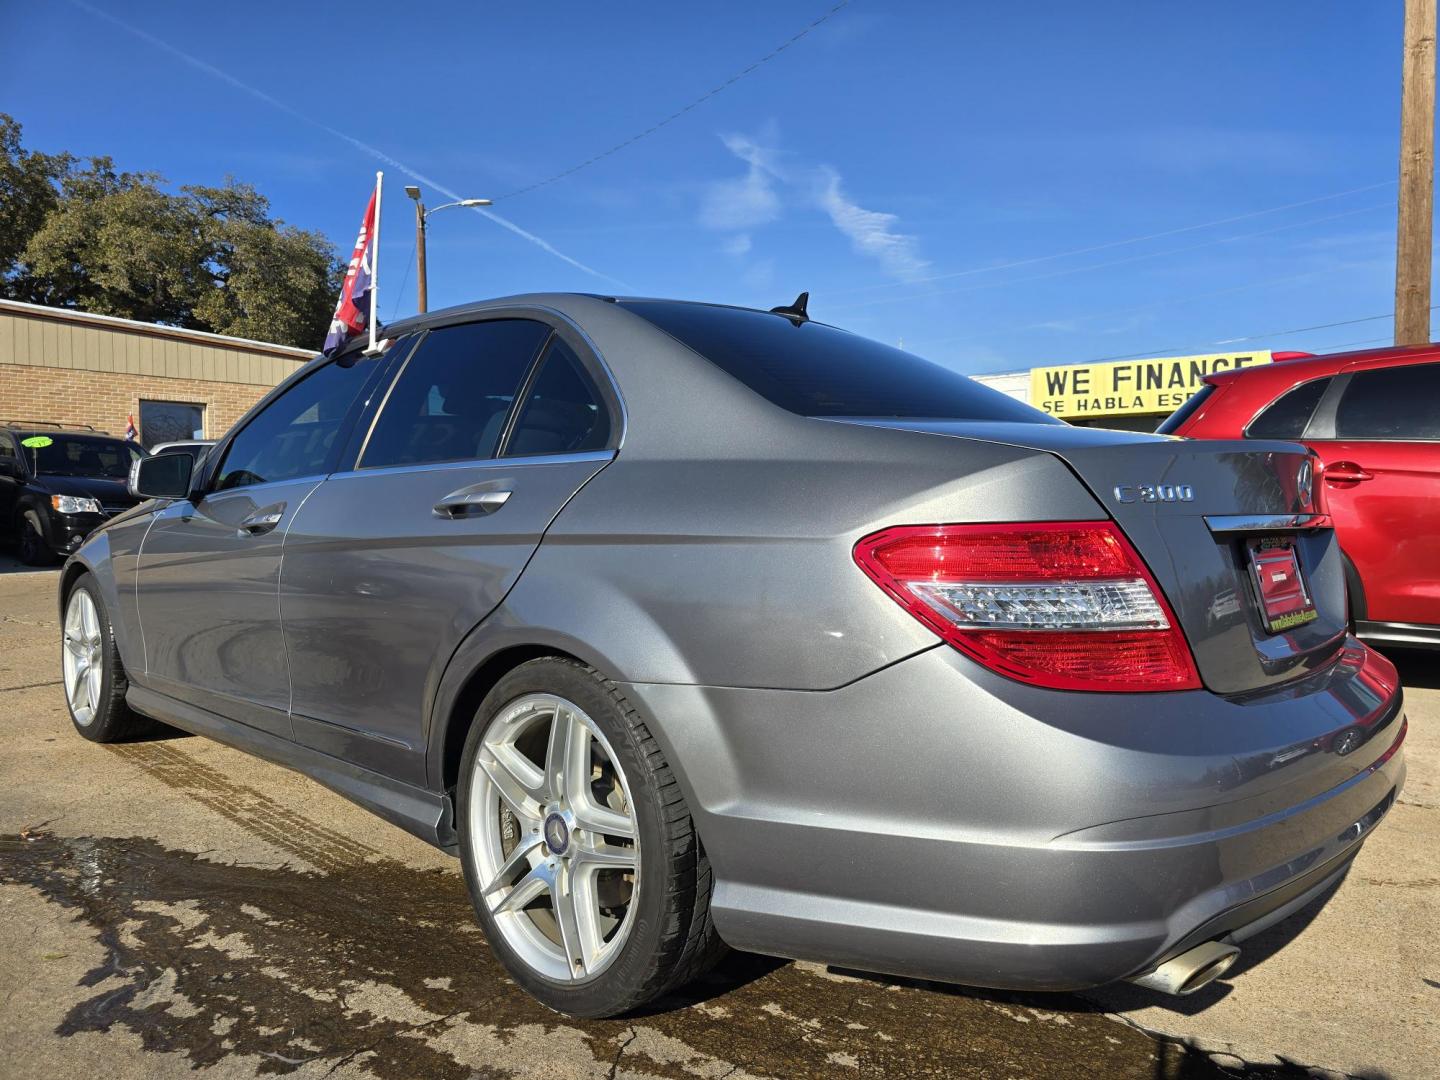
[0,298,314,360]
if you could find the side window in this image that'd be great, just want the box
[0,434,17,471]
[1246,378,1331,439]
[1335,364,1440,440]
[215,356,376,491]
[361,319,550,469]
[505,338,611,456]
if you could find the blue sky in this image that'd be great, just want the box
[0,2,1420,372]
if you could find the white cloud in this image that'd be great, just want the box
[722,234,753,257]
[814,167,929,282]
[700,128,928,282]
[699,133,783,230]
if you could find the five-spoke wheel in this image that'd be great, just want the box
[470,692,640,982]
[62,587,104,727]
[457,657,723,1017]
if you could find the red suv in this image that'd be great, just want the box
[1159,345,1440,648]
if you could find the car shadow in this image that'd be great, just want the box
[0,552,58,575]
[1383,646,1440,690]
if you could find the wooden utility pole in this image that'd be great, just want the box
[414,199,429,314]
[1395,0,1437,345]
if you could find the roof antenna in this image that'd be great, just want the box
[770,291,809,324]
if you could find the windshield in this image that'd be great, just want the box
[618,300,1061,423]
[22,436,144,479]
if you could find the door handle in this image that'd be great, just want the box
[238,508,284,535]
[433,489,512,518]
[1324,462,1374,484]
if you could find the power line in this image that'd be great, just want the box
[493,1,851,201]
[1080,306,1440,364]
[845,200,1394,314]
[389,232,419,323]
[834,179,1399,298]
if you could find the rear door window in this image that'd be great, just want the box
[1334,364,1440,440]
[1246,377,1332,439]
[360,319,551,469]
[618,300,1058,423]
[505,337,611,456]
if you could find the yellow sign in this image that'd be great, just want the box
[1030,351,1273,419]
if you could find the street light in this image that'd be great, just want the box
[403,186,493,313]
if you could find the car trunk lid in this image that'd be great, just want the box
[824,419,1347,694]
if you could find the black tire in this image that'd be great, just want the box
[16,509,55,566]
[457,657,724,1017]
[62,573,158,742]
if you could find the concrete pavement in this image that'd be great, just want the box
[1,555,1436,1079]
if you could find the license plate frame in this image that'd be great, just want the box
[1246,536,1317,634]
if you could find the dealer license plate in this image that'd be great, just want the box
[1247,537,1317,633]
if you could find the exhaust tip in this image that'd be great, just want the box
[1128,941,1240,996]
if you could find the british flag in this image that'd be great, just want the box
[323,183,380,356]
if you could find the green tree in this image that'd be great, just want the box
[0,113,341,350]
[0,114,73,302]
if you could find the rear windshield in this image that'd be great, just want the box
[619,300,1060,423]
[1155,384,1216,435]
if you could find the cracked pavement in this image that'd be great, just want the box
[0,556,1436,1078]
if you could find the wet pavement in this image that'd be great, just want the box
[1,556,1436,1079]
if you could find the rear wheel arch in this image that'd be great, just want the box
[434,644,584,793]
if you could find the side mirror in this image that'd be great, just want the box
[129,452,194,500]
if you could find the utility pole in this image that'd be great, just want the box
[1395,0,1437,345]
[403,187,492,315]
[408,188,429,314]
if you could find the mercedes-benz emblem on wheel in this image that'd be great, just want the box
[544,813,570,855]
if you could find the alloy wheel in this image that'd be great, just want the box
[62,589,104,726]
[468,693,640,983]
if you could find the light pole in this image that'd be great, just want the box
[403,186,492,314]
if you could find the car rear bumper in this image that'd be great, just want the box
[623,639,1405,991]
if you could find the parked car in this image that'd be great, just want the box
[0,422,145,565]
[149,439,216,463]
[60,294,1405,1017]
[1158,345,1440,649]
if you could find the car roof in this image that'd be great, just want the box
[379,292,842,339]
[1204,341,1440,388]
[5,429,126,441]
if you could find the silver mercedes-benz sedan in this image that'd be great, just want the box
[59,293,1405,1017]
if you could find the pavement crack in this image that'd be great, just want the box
[319,1008,467,1076]
[0,678,62,692]
[606,1024,638,1080]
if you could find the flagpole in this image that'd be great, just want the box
[368,170,383,354]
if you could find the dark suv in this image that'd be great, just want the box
[0,423,146,565]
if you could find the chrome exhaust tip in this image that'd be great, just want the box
[1128,941,1240,996]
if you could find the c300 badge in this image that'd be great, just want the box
[1113,484,1195,504]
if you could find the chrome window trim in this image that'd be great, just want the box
[326,449,615,482]
[352,307,626,473]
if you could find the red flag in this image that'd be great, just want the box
[324,186,379,355]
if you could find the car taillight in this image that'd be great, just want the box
[853,521,1201,692]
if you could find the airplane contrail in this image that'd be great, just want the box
[66,0,629,288]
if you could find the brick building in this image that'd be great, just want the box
[0,299,311,448]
